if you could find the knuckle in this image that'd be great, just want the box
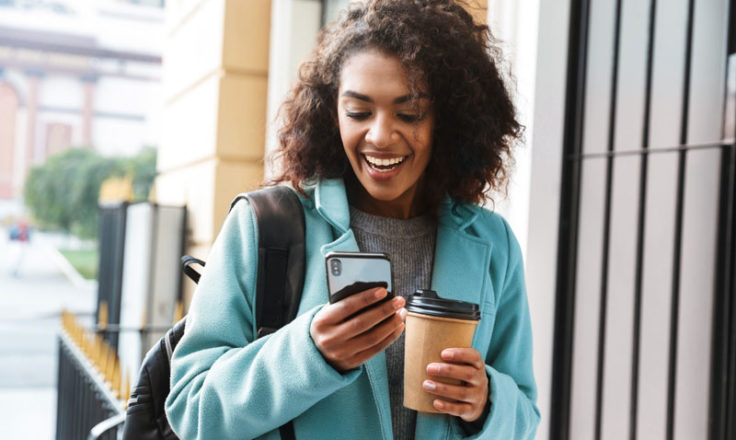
[364,290,379,305]
[319,334,338,349]
[312,314,326,327]
[461,369,476,382]
[365,330,382,347]
[339,300,355,316]
[349,317,365,334]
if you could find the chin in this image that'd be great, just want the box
[363,188,399,202]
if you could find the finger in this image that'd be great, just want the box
[426,363,484,386]
[345,311,405,353]
[335,296,405,339]
[319,311,404,362]
[311,304,403,360]
[431,399,479,422]
[324,287,389,323]
[440,348,485,370]
[342,320,405,369]
[422,379,481,404]
[328,311,404,360]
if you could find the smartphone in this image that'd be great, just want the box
[325,251,393,304]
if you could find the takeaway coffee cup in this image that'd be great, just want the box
[403,289,481,413]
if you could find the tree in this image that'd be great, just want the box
[24,147,157,238]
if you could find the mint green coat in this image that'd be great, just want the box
[165,179,539,439]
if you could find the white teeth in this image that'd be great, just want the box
[364,155,406,168]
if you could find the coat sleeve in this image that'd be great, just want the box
[164,200,361,440]
[464,217,540,439]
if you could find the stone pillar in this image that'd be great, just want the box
[0,82,18,199]
[24,72,41,171]
[81,76,96,146]
[157,0,271,307]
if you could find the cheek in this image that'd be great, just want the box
[414,127,434,162]
[338,122,364,155]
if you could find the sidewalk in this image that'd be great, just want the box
[0,228,96,439]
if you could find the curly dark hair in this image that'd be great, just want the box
[270,0,521,207]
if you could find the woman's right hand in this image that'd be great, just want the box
[310,287,406,372]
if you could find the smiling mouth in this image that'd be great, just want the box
[363,154,408,173]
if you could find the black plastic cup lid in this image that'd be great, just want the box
[405,289,480,321]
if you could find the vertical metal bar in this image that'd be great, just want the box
[56,339,67,440]
[709,143,735,440]
[594,0,623,437]
[629,0,658,438]
[73,357,81,439]
[727,201,736,440]
[550,0,591,437]
[710,4,736,438]
[666,0,696,438]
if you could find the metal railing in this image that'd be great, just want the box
[56,312,128,440]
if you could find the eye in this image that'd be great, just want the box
[346,111,371,120]
[397,113,422,123]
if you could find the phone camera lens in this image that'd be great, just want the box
[330,259,341,276]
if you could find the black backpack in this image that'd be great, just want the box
[121,186,306,440]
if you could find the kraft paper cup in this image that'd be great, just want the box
[402,290,480,413]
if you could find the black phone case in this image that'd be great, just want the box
[326,252,393,304]
[329,281,390,304]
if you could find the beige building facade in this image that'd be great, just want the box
[157,1,271,283]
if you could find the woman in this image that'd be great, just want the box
[165,1,539,438]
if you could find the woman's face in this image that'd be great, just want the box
[337,49,434,219]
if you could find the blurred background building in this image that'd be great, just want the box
[0,0,162,208]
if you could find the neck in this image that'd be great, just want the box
[346,177,428,219]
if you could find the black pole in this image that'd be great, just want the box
[550,0,591,438]
[665,0,696,438]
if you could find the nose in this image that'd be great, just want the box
[365,113,397,148]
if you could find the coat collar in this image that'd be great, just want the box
[313,178,482,232]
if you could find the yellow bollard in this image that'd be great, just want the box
[121,369,131,408]
[101,339,111,377]
[93,335,102,370]
[105,345,116,384]
[112,357,121,398]
[83,331,92,358]
[98,301,108,331]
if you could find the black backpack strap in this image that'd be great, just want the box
[231,186,304,440]
[231,186,306,338]
[180,255,205,284]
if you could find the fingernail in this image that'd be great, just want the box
[399,308,407,320]
[442,349,454,360]
[375,288,386,299]
[393,297,404,309]
[423,380,436,391]
[426,364,440,375]
[434,400,445,410]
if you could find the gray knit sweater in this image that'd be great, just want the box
[349,206,437,440]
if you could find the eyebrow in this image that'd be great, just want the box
[341,90,429,104]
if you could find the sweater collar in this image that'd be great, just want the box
[314,178,481,233]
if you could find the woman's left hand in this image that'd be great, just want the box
[423,348,489,422]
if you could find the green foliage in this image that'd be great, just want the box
[129,146,157,202]
[23,147,157,239]
[59,249,99,280]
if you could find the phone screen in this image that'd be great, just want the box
[326,252,392,303]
